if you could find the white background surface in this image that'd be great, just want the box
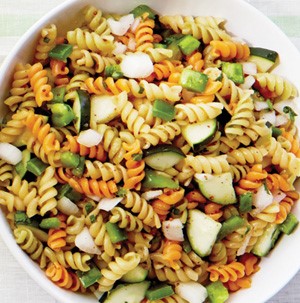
[0,0,300,302]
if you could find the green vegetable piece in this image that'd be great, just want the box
[130,4,156,19]
[249,47,279,63]
[180,69,209,93]
[39,217,61,229]
[279,213,299,235]
[142,169,179,189]
[239,192,253,213]
[222,62,244,84]
[61,151,80,169]
[49,43,73,61]
[182,239,192,253]
[271,126,282,138]
[217,215,246,240]
[152,99,175,121]
[77,265,102,288]
[146,284,174,301]
[73,89,90,133]
[164,34,185,45]
[51,103,75,128]
[72,156,85,177]
[84,202,94,214]
[154,43,167,49]
[121,265,149,283]
[51,86,66,103]
[104,65,124,80]
[14,211,31,226]
[283,106,297,122]
[105,222,128,243]
[178,35,200,55]
[206,281,229,303]
[167,41,183,60]
[27,157,48,176]
[57,183,83,202]
[15,150,31,178]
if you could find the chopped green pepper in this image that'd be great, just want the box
[146,284,174,300]
[279,213,299,235]
[217,215,246,240]
[61,151,80,169]
[27,157,48,176]
[271,126,282,138]
[105,222,128,243]
[130,4,156,19]
[222,62,245,84]
[152,99,175,121]
[179,69,209,93]
[104,65,124,80]
[49,44,73,61]
[51,86,66,103]
[77,264,102,288]
[50,103,75,128]
[239,192,253,213]
[178,35,201,55]
[206,281,229,303]
[71,156,85,177]
[39,217,61,229]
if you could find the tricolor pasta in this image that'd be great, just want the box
[0,3,299,303]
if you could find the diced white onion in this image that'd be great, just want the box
[107,14,134,36]
[175,282,207,303]
[141,190,163,201]
[127,38,136,51]
[242,62,257,76]
[75,227,101,255]
[252,185,273,214]
[254,100,270,111]
[57,197,79,215]
[275,114,289,126]
[0,142,22,165]
[273,99,296,114]
[77,129,103,147]
[120,52,154,78]
[272,190,286,203]
[162,218,184,242]
[97,197,123,212]
[237,230,253,256]
[130,17,141,33]
[240,75,256,90]
[112,41,127,55]
[259,110,276,125]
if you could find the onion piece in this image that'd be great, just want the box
[107,14,134,36]
[57,197,79,215]
[242,62,257,76]
[240,75,255,89]
[77,129,103,147]
[275,114,288,126]
[141,190,163,201]
[162,218,184,242]
[112,41,127,55]
[254,100,270,111]
[0,142,22,165]
[273,99,296,114]
[130,17,141,33]
[259,110,276,125]
[272,190,286,203]
[120,52,154,78]
[252,185,273,214]
[175,282,207,303]
[97,197,123,212]
[75,227,101,255]
[237,229,253,256]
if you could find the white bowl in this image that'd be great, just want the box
[0,0,300,303]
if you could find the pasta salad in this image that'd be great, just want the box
[0,3,299,303]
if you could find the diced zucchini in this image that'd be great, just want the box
[90,94,118,126]
[252,223,280,257]
[248,47,279,72]
[222,62,244,84]
[194,172,237,205]
[102,281,151,303]
[182,119,217,152]
[152,99,175,121]
[73,89,90,133]
[187,209,222,257]
[143,144,185,171]
[142,169,179,189]
[121,265,148,283]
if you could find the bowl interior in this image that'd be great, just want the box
[0,0,300,303]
